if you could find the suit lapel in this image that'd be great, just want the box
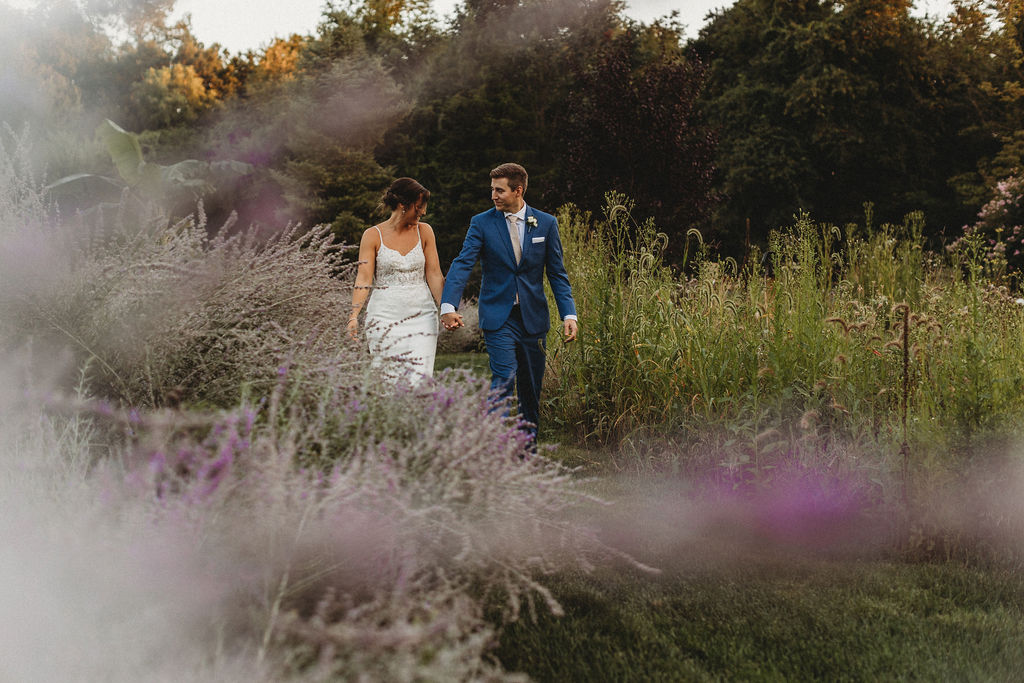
[493,208,517,266]
[521,205,534,261]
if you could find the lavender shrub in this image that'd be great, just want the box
[1,127,357,409]
[5,205,357,409]
[45,357,637,680]
[0,378,265,681]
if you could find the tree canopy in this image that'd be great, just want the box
[7,0,1024,270]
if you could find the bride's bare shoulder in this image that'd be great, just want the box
[361,224,384,244]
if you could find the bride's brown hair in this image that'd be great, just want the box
[378,177,430,214]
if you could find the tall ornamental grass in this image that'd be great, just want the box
[544,196,685,443]
[548,196,1024,479]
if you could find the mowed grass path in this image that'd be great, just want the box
[494,556,1024,681]
[438,353,1024,681]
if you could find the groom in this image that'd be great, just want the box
[440,163,578,448]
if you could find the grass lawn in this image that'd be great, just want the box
[490,447,1024,681]
[439,356,1024,681]
[493,554,1024,681]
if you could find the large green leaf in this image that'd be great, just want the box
[43,172,123,204]
[96,119,143,185]
[160,159,208,190]
[135,161,166,201]
[48,121,253,216]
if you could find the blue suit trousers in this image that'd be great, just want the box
[483,305,546,446]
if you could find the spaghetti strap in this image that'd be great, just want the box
[373,225,384,251]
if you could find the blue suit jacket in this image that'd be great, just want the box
[442,205,576,335]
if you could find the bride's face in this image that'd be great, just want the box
[400,199,427,224]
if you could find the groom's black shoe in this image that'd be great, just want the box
[522,426,539,459]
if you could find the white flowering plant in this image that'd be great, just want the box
[948,175,1024,275]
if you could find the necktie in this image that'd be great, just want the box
[507,214,522,264]
[507,214,522,305]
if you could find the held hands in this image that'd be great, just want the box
[563,318,578,343]
[441,312,464,331]
[347,317,359,339]
[441,310,572,338]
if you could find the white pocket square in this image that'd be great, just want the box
[531,236,545,243]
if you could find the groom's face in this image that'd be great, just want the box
[491,178,524,213]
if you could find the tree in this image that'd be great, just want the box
[271,54,411,240]
[129,63,217,130]
[194,32,409,238]
[692,0,975,250]
[356,0,436,37]
[940,0,1024,207]
[169,21,243,100]
[377,0,703,264]
[247,35,308,93]
[82,0,176,43]
[0,2,113,127]
[301,0,443,87]
[565,21,717,260]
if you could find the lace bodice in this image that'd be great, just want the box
[373,230,426,288]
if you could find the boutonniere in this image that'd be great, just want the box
[526,215,538,232]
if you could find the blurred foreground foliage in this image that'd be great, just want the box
[5,57,1024,674]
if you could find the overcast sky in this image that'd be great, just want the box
[1,0,959,54]
[166,0,958,55]
[162,0,724,53]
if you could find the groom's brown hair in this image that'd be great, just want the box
[490,163,528,193]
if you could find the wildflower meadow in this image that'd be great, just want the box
[4,121,1024,681]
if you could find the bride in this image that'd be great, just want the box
[348,178,443,382]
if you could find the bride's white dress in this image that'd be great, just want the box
[364,225,438,382]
